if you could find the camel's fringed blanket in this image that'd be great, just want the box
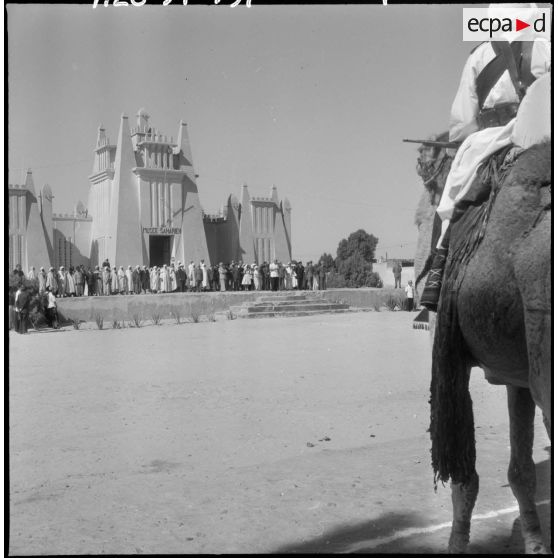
[413,307,430,330]
[430,145,515,486]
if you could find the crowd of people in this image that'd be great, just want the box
[11,258,329,298]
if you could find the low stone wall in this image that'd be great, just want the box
[56,287,409,323]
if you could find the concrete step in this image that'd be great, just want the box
[256,295,311,303]
[241,303,350,314]
[235,308,356,319]
[249,301,339,309]
[230,300,349,313]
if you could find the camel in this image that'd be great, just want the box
[412,130,551,553]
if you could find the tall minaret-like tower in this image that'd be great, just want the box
[238,184,256,263]
[88,124,116,266]
[23,170,51,269]
[107,114,143,266]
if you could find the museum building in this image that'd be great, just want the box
[8,109,293,271]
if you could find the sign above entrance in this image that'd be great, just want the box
[143,226,182,235]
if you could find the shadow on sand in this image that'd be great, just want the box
[273,458,551,554]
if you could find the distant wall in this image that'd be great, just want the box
[374,262,415,288]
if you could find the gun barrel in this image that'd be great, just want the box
[403,139,460,149]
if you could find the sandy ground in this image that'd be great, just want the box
[8,312,551,554]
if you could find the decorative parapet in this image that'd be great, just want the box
[52,212,92,222]
[134,132,175,146]
[202,212,226,223]
[250,196,275,203]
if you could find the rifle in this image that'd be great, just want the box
[403,138,461,149]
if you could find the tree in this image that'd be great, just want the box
[318,253,335,272]
[333,229,382,288]
[336,229,378,263]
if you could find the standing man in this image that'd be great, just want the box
[58,267,67,297]
[176,263,186,292]
[304,260,314,291]
[405,280,415,312]
[93,266,102,296]
[231,262,239,291]
[318,262,327,290]
[74,266,84,297]
[269,259,279,291]
[218,262,227,292]
[13,264,25,285]
[15,285,31,334]
[188,260,196,291]
[38,267,47,295]
[194,264,203,292]
[132,265,141,294]
[102,266,111,296]
[392,260,402,288]
[46,267,58,296]
[45,286,59,329]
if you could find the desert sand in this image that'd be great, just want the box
[8,311,550,554]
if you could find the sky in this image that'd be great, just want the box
[7,2,479,262]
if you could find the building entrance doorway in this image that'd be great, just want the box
[149,235,171,267]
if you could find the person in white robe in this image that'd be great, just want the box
[38,267,47,294]
[66,269,76,296]
[160,265,170,293]
[111,267,119,294]
[150,267,159,293]
[117,266,127,294]
[125,266,134,294]
[188,261,195,290]
[169,265,177,292]
[421,4,550,311]
[253,264,261,291]
[58,267,67,297]
[47,267,58,296]
[201,260,209,291]
[436,28,550,240]
[101,267,111,296]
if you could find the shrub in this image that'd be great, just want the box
[205,301,216,322]
[29,306,47,330]
[112,320,122,329]
[190,309,200,323]
[95,314,104,330]
[151,313,161,326]
[131,313,143,328]
[170,310,181,324]
[71,319,81,330]
[385,293,406,311]
[226,310,237,320]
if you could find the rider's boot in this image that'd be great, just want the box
[420,232,450,312]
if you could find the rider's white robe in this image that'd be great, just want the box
[436,40,551,245]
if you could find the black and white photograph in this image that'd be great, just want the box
[7,1,552,554]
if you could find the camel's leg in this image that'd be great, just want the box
[448,472,479,553]
[506,385,547,554]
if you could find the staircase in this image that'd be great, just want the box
[228,292,351,319]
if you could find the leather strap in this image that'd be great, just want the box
[492,41,524,100]
[476,41,533,108]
